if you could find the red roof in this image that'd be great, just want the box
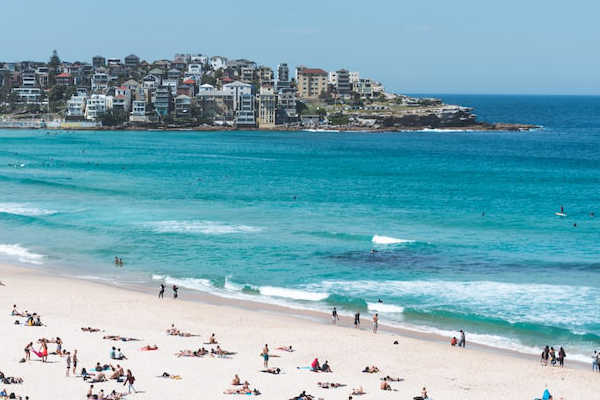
[300,68,327,75]
[182,79,195,84]
[222,77,234,83]
[56,72,71,78]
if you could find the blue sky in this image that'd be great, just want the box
[2,0,598,94]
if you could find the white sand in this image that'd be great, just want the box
[0,264,596,400]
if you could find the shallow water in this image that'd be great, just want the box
[1,94,599,361]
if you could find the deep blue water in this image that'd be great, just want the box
[1,95,599,361]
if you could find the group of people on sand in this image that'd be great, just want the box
[158,283,178,299]
[450,329,466,348]
[310,358,332,372]
[541,345,566,367]
[166,324,197,337]
[592,350,600,372]
[331,308,380,333]
[0,387,28,400]
[12,305,42,326]
[224,375,260,395]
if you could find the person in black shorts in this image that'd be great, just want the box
[158,284,165,298]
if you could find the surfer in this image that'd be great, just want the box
[370,249,378,254]
[560,205,564,214]
[377,299,383,303]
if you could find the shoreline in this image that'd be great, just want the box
[1,262,596,399]
[6,261,589,370]
[0,123,541,132]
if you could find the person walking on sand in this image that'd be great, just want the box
[458,329,466,348]
[354,312,360,328]
[261,344,269,368]
[558,346,566,367]
[124,369,136,393]
[72,349,78,375]
[332,307,339,324]
[373,313,379,333]
[158,283,165,298]
[24,342,32,362]
[173,285,179,299]
[65,351,71,376]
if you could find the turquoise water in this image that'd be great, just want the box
[1,95,599,361]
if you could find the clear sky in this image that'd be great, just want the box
[2,0,598,94]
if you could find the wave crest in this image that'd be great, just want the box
[372,235,415,245]
[148,220,262,235]
[0,203,56,217]
[0,244,45,265]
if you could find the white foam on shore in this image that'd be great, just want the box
[259,286,329,301]
[372,235,415,245]
[148,220,262,235]
[368,302,405,313]
[0,244,45,265]
[147,274,593,363]
[0,203,56,217]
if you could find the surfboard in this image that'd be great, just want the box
[555,212,567,217]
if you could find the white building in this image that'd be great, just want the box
[223,81,252,110]
[12,88,41,104]
[86,94,108,120]
[328,71,337,85]
[142,74,161,90]
[349,71,360,83]
[67,95,87,117]
[91,73,109,92]
[210,56,227,70]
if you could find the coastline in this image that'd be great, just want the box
[30,263,592,370]
[0,261,595,399]
[0,123,540,132]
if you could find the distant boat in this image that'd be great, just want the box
[555,212,567,217]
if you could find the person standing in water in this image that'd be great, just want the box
[332,307,339,324]
[158,284,165,298]
[172,285,178,299]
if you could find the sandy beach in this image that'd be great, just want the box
[0,263,596,400]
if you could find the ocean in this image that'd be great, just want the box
[1,94,599,362]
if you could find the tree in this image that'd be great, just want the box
[100,110,128,126]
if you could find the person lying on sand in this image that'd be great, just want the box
[352,386,366,395]
[81,327,101,332]
[276,345,294,352]
[0,371,24,384]
[140,344,158,351]
[317,382,345,389]
[223,388,261,395]
[361,365,379,373]
[380,376,403,382]
[175,347,208,357]
[90,372,106,383]
[261,367,281,374]
[160,372,182,380]
[290,390,314,400]
[211,346,236,357]
[105,390,127,400]
[103,335,139,342]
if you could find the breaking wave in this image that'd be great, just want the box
[0,244,45,265]
[148,220,263,235]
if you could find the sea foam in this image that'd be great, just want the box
[149,220,262,235]
[372,235,415,245]
[368,302,405,313]
[0,244,45,265]
[0,203,56,217]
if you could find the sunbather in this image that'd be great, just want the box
[361,365,379,373]
[140,344,158,351]
[103,335,139,342]
[352,386,366,395]
[317,382,345,389]
[81,327,101,332]
[231,374,241,385]
[380,376,402,382]
[261,367,281,374]
[380,378,392,391]
[160,372,182,380]
[276,345,294,352]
